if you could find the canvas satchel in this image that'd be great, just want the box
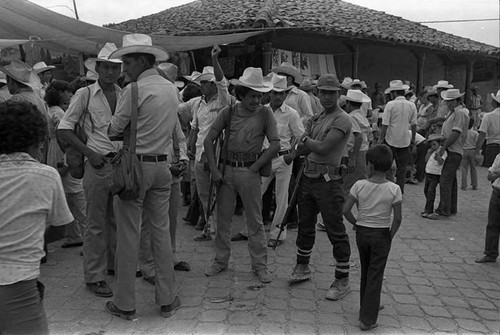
[109,82,143,200]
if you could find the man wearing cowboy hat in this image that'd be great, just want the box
[300,78,321,115]
[433,80,453,118]
[58,43,122,298]
[271,62,313,123]
[233,74,305,248]
[428,89,470,220]
[378,80,417,193]
[33,61,55,99]
[178,45,232,241]
[285,74,352,301]
[203,66,279,283]
[348,79,373,119]
[468,86,483,129]
[476,90,500,168]
[106,33,180,319]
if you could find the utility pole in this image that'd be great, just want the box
[72,0,80,20]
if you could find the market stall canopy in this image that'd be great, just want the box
[0,39,30,49]
[0,0,265,54]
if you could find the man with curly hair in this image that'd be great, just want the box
[0,101,73,335]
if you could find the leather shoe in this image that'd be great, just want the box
[161,296,181,318]
[174,261,191,271]
[86,281,113,297]
[194,233,211,241]
[267,239,281,248]
[106,301,135,320]
[475,256,497,263]
[61,241,83,248]
[231,233,248,241]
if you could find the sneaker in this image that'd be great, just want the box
[475,256,497,263]
[420,211,430,218]
[254,268,273,283]
[105,301,135,320]
[160,296,181,318]
[316,222,326,231]
[427,213,448,220]
[288,264,312,284]
[360,322,378,331]
[205,263,226,277]
[326,277,350,300]
[86,281,113,298]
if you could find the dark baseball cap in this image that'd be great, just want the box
[317,74,341,91]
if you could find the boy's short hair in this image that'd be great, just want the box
[366,144,393,172]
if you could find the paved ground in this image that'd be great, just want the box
[42,166,500,335]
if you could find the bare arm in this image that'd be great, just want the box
[212,45,224,81]
[475,131,486,155]
[487,171,500,182]
[343,196,357,226]
[57,129,105,168]
[390,202,403,239]
[303,127,347,156]
[438,130,460,156]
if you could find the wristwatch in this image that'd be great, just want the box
[301,136,309,143]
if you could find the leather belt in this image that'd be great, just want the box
[278,149,292,157]
[137,154,168,162]
[223,160,255,168]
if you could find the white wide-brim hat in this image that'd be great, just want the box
[441,89,465,100]
[192,66,215,83]
[346,89,371,103]
[82,70,98,82]
[85,42,122,72]
[230,67,273,93]
[340,77,352,89]
[0,60,42,89]
[349,79,363,88]
[271,62,302,85]
[491,90,500,104]
[33,61,55,74]
[387,80,410,92]
[183,71,202,84]
[0,71,6,84]
[268,73,293,92]
[109,34,169,61]
[434,80,453,89]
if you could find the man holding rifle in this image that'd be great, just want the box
[285,74,352,301]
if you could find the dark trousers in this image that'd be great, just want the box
[296,176,350,279]
[483,189,500,259]
[356,226,391,326]
[424,173,440,214]
[437,152,462,216]
[386,143,410,193]
[0,279,48,335]
[415,142,429,182]
[484,144,500,168]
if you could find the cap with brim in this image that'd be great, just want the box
[425,134,445,143]
[387,80,410,92]
[346,89,371,103]
[229,67,272,93]
[84,42,122,72]
[33,61,55,74]
[270,74,293,92]
[0,60,41,89]
[441,89,465,101]
[317,74,341,91]
[271,62,302,85]
[491,90,500,104]
[109,34,169,61]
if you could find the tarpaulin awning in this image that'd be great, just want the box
[0,38,30,48]
[0,0,266,54]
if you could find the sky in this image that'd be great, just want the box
[28,0,500,47]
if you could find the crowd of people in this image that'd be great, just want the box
[1,32,499,334]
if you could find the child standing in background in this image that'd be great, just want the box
[422,134,447,218]
[461,118,479,190]
[343,144,403,331]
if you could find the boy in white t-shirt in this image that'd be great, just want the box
[343,144,403,331]
[422,134,447,218]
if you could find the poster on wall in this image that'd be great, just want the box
[272,49,337,79]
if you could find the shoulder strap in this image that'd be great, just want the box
[124,82,139,154]
[77,87,94,132]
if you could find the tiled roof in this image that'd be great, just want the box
[106,0,500,57]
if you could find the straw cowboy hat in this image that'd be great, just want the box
[109,34,169,61]
[491,90,500,104]
[84,43,122,72]
[82,70,98,82]
[192,66,215,83]
[271,62,302,85]
[230,67,272,92]
[387,80,410,92]
[340,77,353,89]
[270,74,293,92]
[157,63,185,88]
[360,81,368,89]
[317,74,341,91]
[349,79,363,88]
[299,78,315,91]
[424,134,445,143]
[0,60,41,88]
[434,80,453,89]
[441,88,465,100]
[183,70,202,84]
[0,71,6,84]
[33,61,55,74]
[346,89,370,103]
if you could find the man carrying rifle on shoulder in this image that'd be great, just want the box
[284,74,352,301]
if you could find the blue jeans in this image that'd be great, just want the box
[296,176,350,279]
[436,152,462,216]
[424,173,440,214]
[483,189,500,259]
[0,279,48,335]
[356,226,391,326]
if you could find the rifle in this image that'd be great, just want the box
[273,161,305,250]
